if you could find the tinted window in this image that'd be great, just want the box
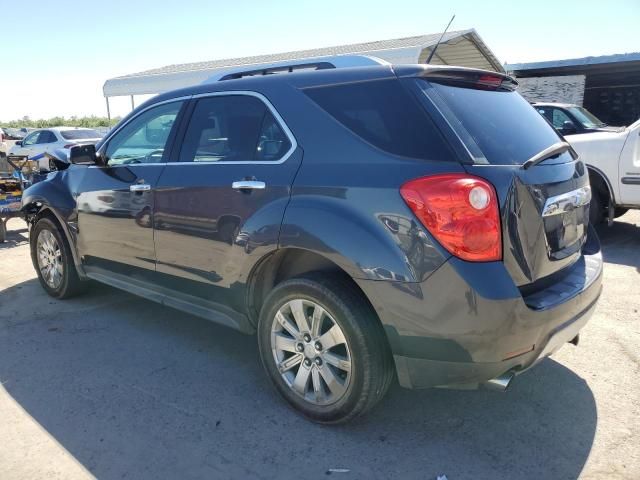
[37,131,57,143]
[303,79,452,160]
[106,101,182,165]
[179,95,291,163]
[61,129,101,140]
[419,81,562,165]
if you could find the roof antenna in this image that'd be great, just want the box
[426,14,456,64]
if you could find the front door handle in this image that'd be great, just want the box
[130,183,151,192]
[232,180,266,190]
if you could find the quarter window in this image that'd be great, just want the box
[105,101,183,165]
[304,79,453,161]
[179,95,292,163]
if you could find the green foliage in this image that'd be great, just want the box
[2,116,121,128]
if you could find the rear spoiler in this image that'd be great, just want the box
[395,65,518,91]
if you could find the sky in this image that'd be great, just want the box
[0,0,638,121]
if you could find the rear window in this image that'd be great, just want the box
[418,80,562,165]
[303,79,453,161]
[61,129,100,140]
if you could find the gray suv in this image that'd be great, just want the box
[22,60,603,423]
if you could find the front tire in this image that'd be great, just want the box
[30,217,85,299]
[257,274,393,424]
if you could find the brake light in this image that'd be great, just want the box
[400,174,501,262]
[477,74,504,89]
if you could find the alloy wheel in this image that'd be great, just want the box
[36,229,63,289]
[271,299,352,405]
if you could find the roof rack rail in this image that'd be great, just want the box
[202,55,389,83]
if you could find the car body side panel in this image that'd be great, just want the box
[566,131,627,202]
[618,119,640,204]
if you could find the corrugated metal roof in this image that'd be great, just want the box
[111,29,498,80]
[505,52,640,72]
[103,29,504,97]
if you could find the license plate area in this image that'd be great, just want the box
[541,187,591,260]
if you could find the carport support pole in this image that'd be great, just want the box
[105,97,111,121]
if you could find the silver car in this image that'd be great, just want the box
[9,127,102,170]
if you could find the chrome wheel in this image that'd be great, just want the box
[271,299,352,406]
[36,229,63,289]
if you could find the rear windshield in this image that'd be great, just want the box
[303,79,453,161]
[417,80,562,165]
[61,129,100,140]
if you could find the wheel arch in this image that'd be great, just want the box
[22,201,85,277]
[587,165,615,206]
[246,248,383,331]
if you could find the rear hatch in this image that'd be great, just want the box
[407,69,591,288]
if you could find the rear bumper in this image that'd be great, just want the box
[356,233,603,389]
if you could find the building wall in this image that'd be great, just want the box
[515,75,586,105]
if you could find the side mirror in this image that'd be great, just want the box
[69,144,99,165]
[15,140,22,146]
[561,121,577,135]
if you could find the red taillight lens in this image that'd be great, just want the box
[400,174,502,262]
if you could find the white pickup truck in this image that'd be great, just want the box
[533,103,640,224]
[568,120,640,224]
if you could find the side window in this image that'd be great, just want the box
[22,132,41,146]
[37,131,57,144]
[105,101,183,165]
[536,108,553,123]
[303,79,453,160]
[551,108,574,129]
[179,95,292,163]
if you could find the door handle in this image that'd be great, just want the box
[232,180,266,190]
[130,184,151,192]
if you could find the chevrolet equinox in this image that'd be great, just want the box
[22,59,603,423]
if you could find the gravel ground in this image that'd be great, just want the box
[0,213,639,480]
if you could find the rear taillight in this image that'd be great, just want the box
[400,174,502,262]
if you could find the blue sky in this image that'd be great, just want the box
[0,0,638,120]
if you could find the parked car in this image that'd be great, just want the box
[533,103,640,223]
[567,118,640,223]
[9,127,102,171]
[21,58,603,423]
[0,128,7,159]
[533,102,623,135]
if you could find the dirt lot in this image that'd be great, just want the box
[1,214,639,480]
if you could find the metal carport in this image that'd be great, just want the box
[102,28,503,118]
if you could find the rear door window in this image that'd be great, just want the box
[303,79,453,161]
[179,95,292,163]
[418,80,563,165]
[37,131,57,144]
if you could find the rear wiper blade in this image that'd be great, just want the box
[522,142,571,170]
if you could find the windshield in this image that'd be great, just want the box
[417,80,564,165]
[60,129,101,140]
[567,106,606,128]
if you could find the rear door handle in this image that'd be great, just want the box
[232,180,266,190]
[130,184,151,192]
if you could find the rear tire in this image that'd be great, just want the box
[30,217,86,299]
[589,188,604,225]
[257,274,393,424]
